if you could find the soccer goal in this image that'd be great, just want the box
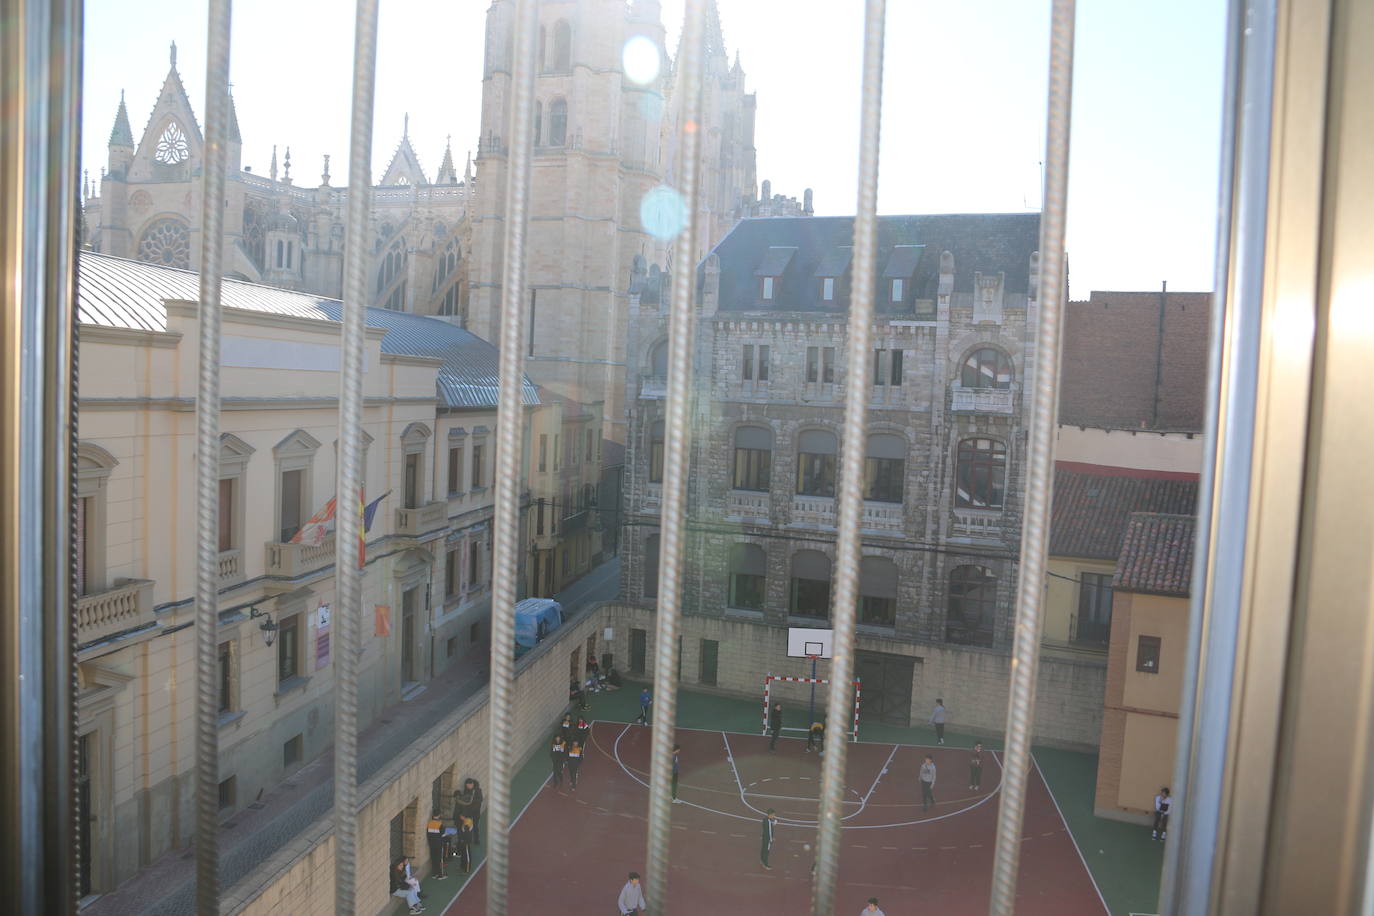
[760,628,862,740]
[762,672,862,741]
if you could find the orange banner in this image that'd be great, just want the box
[374,604,391,637]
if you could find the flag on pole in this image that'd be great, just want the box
[359,490,390,568]
[291,495,337,546]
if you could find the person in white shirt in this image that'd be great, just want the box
[861,896,886,915]
[930,698,948,745]
[617,871,647,914]
[1153,787,1172,840]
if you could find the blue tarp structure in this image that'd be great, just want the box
[514,598,563,654]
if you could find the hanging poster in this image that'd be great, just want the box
[374,604,391,637]
[314,603,331,670]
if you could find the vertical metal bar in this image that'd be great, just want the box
[335,0,381,912]
[0,0,82,910]
[987,1,1075,912]
[1160,0,1275,911]
[486,0,538,911]
[643,2,707,910]
[193,3,233,913]
[811,1,885,912]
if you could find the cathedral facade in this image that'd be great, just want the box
[83,1,801,435]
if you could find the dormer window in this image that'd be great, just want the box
[881,245,923,310]
[890,278,904,303]
[754,246,797,304]
[822,277,835,301]
[814,246,852,306]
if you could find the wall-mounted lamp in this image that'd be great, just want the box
[250,607,278,648]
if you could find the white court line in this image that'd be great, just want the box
[607,721,1007,831]
[861,744,902,805]
[1032,753,1111,915]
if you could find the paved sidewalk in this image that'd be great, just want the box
[86,557,620,916]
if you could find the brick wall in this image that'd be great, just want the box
[1059,290,1211,431]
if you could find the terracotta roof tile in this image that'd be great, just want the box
[1114,513,1197,596]
[1050,463,1199,560]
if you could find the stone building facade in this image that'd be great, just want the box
[72,252,534,897]
[84,2,801,440]
[619,213,1065,729]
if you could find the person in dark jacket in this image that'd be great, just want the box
[425,809,447,880]
[768,702,784,752]
[575,715,592,751]
[566,740,585,789]
[969,742,985,790]
[453,778,484,846]
[455,816,475,873]
[671,744,681,802]
[550,734,568,786]
[559,713,575,744]
[807,719,826,754]
[760,809,778,869]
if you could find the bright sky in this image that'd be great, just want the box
[82,0,1225,297]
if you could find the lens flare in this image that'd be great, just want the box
[640,186,688,241]
[622,35,661,85]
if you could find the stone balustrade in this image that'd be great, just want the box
[266,533,336,578]
[76,578,156,645]
[951,507,1004,540]
[726,490,771,523]
[791,494,836,528]
[860,501,904,534]
[950,385,1015,414]
[218,548,244,587]
[394,500,448,538]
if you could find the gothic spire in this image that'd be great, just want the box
[321,154,331,187]
[227,89,242,144]
[270,144,278,183]
[283,146,292,184]
[437,135,457,184]
[170,40,178,70]
[108,90,133,147]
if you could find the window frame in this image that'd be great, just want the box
[955,437,1007,509]
[277,613,301,685]
[273,430,320,544]
[960,347,1014,390]
[1137,635,1162,673]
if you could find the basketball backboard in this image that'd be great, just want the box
[787,627,834,659]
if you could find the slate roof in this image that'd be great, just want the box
[77,252,538,410]
[1114,513,1196,596]
[1049,462,1199,561]
[704,213,1041,312]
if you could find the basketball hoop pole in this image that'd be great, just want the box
[808,655,818,728]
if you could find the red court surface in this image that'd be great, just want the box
[447,723,1108,915]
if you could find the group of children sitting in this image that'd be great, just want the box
[569,657,622,711]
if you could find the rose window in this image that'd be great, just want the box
[154,121,190,164]
[136,219,191,269]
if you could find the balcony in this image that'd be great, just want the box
[791,494,836,528]
[642,482,662,513]
[218,548,244,587]
[640,375,667,399]
[76,578,156,645]
[395,500,449,538]
[266,532,335,578]
[861,501,904,534]
[950,507,1004,540]
[950,385,1015,414]
[726,491,771,524]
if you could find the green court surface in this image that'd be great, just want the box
[410,681,1161,916]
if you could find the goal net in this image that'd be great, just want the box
[761,670,861,741]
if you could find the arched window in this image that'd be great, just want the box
[552,19,572,71]
[729,543,766,610]
[644,533,660,599]
[796,429,837,497]
[548,98,568,147]
[648,419,665,483]
[790,549,831,620]
[732,426,772,491]
[400,423,431,509]
[649,339,669,377]
[533,100,543,146]
[865,433,906,503]
[136,218,191,269]
[956,438,1007,509]
[947,565,997,647]
[860,556,898,626]
[961,347,1013,389]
